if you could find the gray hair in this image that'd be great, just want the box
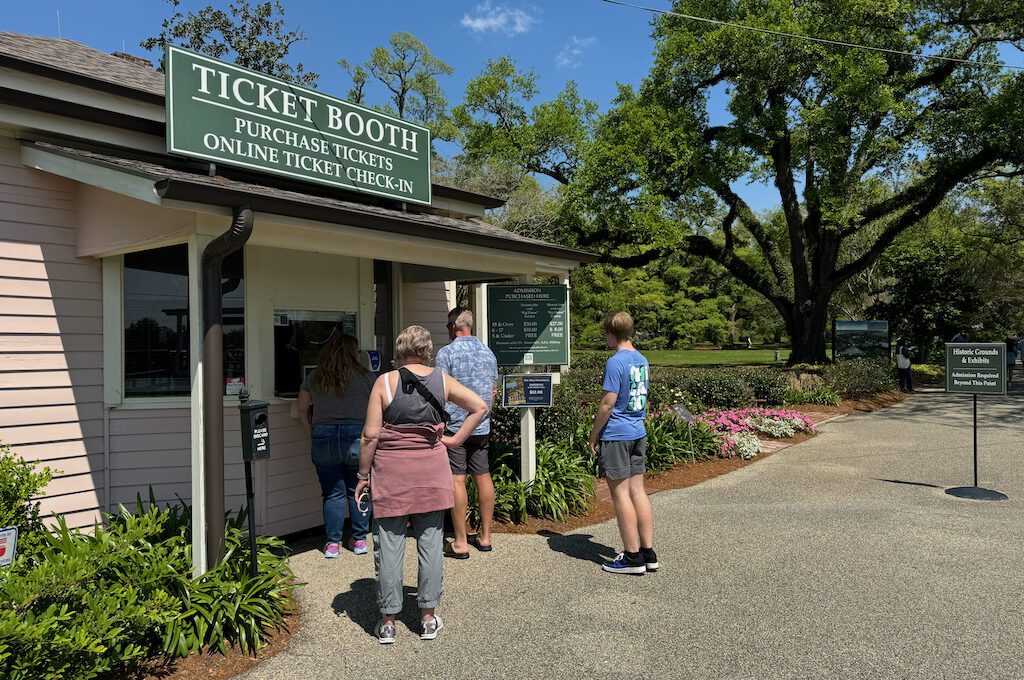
[447,307,473,332]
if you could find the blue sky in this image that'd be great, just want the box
[5,1,1022,213]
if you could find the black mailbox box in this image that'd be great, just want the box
[240,400,270,461]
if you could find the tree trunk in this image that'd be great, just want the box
[786,300,830,365]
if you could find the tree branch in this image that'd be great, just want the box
[833,147,994,282]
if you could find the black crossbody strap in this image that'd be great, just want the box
[398,367,450,424]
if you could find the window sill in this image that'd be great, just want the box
[106,396,297,411]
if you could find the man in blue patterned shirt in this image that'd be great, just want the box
[435,307,499,557]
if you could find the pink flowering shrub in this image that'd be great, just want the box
[697,408,816,458]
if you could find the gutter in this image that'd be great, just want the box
[156,179,599,264]
[202,205,254,566]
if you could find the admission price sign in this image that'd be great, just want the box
[946,343,1006,395]
[944,343,1008,502]
[502,374,554,408]
[165,45,431,205]
[487,285,569,366]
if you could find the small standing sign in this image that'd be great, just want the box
[502,374,554,408]
[944,343,1008,501]
[0,526,18,568]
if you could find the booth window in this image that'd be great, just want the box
[123,245,244,398]
[273,310,357,398]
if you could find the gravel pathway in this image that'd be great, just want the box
[242,389,1024,680]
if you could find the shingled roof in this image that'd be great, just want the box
[0,32,164,101]
[27,142,596,263]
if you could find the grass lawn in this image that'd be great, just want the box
[576,348,791,367]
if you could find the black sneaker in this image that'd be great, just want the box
[642,549,659,571]
[602,552,646,575]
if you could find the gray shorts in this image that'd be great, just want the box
[599,437,647,480]
[446,433,491,476]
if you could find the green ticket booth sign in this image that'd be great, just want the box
[487,285,569,366]
[946,343,1006,395]
[165,45,431,205]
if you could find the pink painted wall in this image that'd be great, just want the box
[0,134,105,529]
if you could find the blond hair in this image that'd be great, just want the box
[604,311,634,343]
[395,325,433,364]
[447,307,473,331]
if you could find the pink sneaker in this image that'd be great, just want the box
[324,542,341,559]
[348,538,368,555]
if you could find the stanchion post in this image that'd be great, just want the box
[973,393,978,488]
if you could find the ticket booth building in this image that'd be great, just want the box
[0,33,593,565]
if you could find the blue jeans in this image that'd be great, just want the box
[311,421,370,542]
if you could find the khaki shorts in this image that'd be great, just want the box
[598,437,647,480]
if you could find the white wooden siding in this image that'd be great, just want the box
[403,281,455,355]
[0,133,105,528]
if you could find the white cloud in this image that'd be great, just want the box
[461,2,537,36]
[556,35,597,69]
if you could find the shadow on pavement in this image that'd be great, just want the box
[332,578,423,637]
[875,478,943,489]
[539,530,617,565]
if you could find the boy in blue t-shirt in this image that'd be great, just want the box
[588,312,657,575]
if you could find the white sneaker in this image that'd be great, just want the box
[420,615,444,640]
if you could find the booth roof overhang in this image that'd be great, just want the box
[24,140,596,268]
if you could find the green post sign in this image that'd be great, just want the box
[487,285,569,366]
[946,343,1006,395]
[165,45,431,205]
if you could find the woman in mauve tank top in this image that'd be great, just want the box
[355,325,487,644]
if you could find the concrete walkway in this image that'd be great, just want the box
[243,390,1024,680]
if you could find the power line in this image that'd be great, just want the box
[599,0,1024,72]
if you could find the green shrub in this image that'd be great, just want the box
[913,363,945,384]
[680,368,754,408]
[645,415,723,471]
[822,359,897,397]
[736,367,788,405]
[466,445,528,526]
[0,442,55,561]
[525,442,595,520]
[467,433,594,525]
[0,497,295,680]
[785,387,842,406]
[0,508,188,680]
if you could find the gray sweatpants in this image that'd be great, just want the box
[373,510,445,615]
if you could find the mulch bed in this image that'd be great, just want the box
[103,601,300,680]
[787,390,906,416]
[492,392,902,536]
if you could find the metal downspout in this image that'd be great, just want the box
[202,205,253,566]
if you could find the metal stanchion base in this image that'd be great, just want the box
[945,486,1009,501]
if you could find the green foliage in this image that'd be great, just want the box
[142,0,318,87]
[671,368,754,409]
[0,442,55,560]
[525,442,595,521]
[785,387,842,406]
[339,32,457,141]
[571,261,786,349]
[466,435,594,526]
[735,368,788,405]
[466,445,528,527]
[455,56,598,186]
[646,415,721,472]
[912,364,945,385]
[0,497,294,680]
[574,0,1024,364]
[822,359,897,398]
